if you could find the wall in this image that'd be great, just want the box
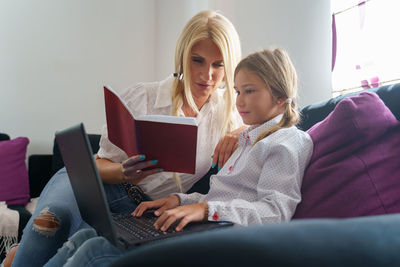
[0,0,156,156]
[0,0,331,157]
[154,0,332,105]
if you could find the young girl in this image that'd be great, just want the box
[25,48,313,267]
[133,48,313,231]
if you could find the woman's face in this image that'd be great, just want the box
[189,39,225,100]
[234,68,282,125]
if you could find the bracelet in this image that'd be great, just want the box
[203,201,209,221]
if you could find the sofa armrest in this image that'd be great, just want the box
[28,154,53,198]
[110,214,400,267]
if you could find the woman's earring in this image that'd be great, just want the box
[173,72,184,81]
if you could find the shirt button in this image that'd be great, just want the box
[228,166,232,171]
[212,212,219,221]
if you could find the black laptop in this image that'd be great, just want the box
[55,123,233,249]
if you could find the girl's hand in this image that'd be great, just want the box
[121,155,161,184]
[154,202,208,232]
[212,126,247,170]
[132,195,180,217]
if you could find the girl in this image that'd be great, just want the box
[133,48,314,229]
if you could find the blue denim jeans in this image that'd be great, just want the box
[12,167,138,267]
[45,229,124,267]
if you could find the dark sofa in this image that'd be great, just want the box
[110,82,400,267]
[3,83,399,266]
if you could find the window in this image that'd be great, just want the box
[331,0,400,97]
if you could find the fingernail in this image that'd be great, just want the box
[211,162,215,168]
[140,155,146,159]
[218,166,221,171]
[157,168,163,172]
[155,211,159,216]
[152,160,158,164]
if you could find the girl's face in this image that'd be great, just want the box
[234,68,283,125]
[189,39,225,100]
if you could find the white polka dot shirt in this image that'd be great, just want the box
[177,114,313,225]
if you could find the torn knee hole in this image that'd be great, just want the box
[33,207,61,236]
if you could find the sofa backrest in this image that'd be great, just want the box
[0,133,10,141]
[297,82,400,131]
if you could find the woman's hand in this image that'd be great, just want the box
[212,126,247,170]
[153,202,208,232]
[95,155,161,184]
[121,155,161,184]
[132,195,180,217]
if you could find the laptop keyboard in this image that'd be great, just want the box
[112,213,176,240]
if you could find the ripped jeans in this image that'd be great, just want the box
[12,167,139,267]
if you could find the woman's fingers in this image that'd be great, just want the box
[123,160,158,176]
[122,154,146,168]
[122,155,161,183]
[220,135,237,167]
[213,134,238,170]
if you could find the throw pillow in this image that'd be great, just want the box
[294,92,400,218]
[0,137,30,205]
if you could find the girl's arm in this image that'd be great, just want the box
[207,139,312,225]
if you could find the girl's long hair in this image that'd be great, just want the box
[234,48,300,145]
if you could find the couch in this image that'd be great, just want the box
[2,83,399,266]
[109,83,400,267]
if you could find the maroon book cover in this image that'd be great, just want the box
[104,86,197,174]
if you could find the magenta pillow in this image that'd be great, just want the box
[294,92,400,218]
[0,137,30,205]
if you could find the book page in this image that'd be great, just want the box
[137,114,198,126]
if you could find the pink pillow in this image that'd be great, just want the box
[294,92,400,218]
[0,137,30,205]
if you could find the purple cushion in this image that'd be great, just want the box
[294,92,400,218]
[0,137,30,205]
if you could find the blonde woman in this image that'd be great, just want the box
[38,48,314,267]
[9,10,243,267]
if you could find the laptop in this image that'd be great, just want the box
[55,123,233,250]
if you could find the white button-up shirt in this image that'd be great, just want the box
[97,76,242,200]
[177,114,313,225]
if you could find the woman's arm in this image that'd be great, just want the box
[95,155,160,184]
[212,125,247,169]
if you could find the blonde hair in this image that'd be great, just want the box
[171,10,241,135]
[170,10,241,192]
[235,48,300,145]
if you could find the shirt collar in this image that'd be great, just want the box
[240,114,284,144]
[154,75,174,109]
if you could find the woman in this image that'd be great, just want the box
[8,10,243,267]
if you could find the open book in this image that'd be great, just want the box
[103,86,198,176]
